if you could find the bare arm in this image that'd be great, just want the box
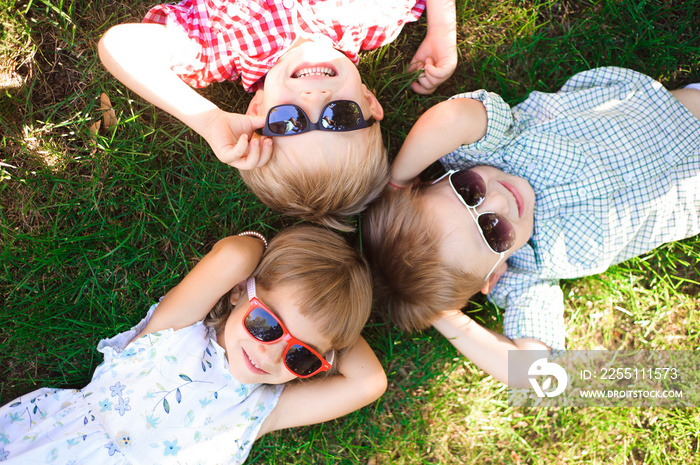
[98,23,271,169]
[136,235,264,338]
[432,309,550,388]
[390,97,488,187]
[257,336,387,437]
[671,88,700,120]
[409,0,457,94]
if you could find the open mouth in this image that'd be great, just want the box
[291,65,336,79]
[242,348,268,374]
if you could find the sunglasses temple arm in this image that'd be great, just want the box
[431,169,456,185]
[483,253,504,283]
[246,277,257,299]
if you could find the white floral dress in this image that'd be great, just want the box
[0,304,283,464]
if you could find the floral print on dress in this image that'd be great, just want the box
[0,303,283,464]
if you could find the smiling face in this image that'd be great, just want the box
[247,40,384,170]
[423,166,536,288]
[217,282,332,385]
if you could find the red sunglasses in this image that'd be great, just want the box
[242,278,332,378]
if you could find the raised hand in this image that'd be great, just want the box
[200,110,273,170]
[409,28,458,95]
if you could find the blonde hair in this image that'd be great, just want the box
[362,188,483,332]
[205,225,372,353]
[239,124,388,232]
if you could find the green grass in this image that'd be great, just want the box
[2,0,700,463]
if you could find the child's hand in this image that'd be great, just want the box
[201,110,273,170]
[409,27,457,94]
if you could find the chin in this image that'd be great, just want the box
[281,40,347,68]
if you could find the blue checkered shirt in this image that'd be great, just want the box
[440,67,700,351]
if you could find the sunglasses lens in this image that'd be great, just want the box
[267,106,308,135]
[478,213,516,253]
[285,344,323,377]
[450,169,487,207]
[245,306,284,342]
[321,101,363,131]
[449,169,517,253]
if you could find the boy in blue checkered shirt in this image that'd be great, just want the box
[362,67,700,387]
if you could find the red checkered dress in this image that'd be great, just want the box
[144,0,426,91]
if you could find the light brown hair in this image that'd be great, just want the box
[206,225,372,352]
[239,124,388,232]
[362,187,483,332]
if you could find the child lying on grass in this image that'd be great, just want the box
[98,0,457,230]
[1,226,387,463]
[363,67,700,387]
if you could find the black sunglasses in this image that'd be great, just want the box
[261,100,374,137]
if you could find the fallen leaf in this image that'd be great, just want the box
[100,92,117,129]
[88,120,101,153]
[510,450,521,464]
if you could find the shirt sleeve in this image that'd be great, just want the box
[440,90,517,170]
[143,0,244,88]
[96,303,158,356]
[487,270,566,352]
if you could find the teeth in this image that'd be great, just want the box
[293,67,335,78]
[249,356,262,370]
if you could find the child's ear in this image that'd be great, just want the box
[246,90,266,116]
[228,281,247,305]
[362,85,384,121]
[480,263,508,295]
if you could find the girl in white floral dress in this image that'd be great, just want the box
[0,226,386,464]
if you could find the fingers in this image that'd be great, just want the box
[224,134,273,170]
[254,136,273,167]
[407,56,425,74]
[245,134,273,169]
[248,113,267,130]
[411,80,436,95]
[410,57,456,94]
[411,58,441,94]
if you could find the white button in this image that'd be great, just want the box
[622,173,633,183]
[664,154,675,164]
[577,187,588,197]
[282,0,294,8]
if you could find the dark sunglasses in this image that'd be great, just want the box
[444,169,517,253]
[242,278,332,378]
[434,169,517,280]
[261,100,374,137]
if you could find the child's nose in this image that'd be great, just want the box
[477,185,509,214]
[299,90,332,118]
[300,88,332,102]
[258,341,287,365]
